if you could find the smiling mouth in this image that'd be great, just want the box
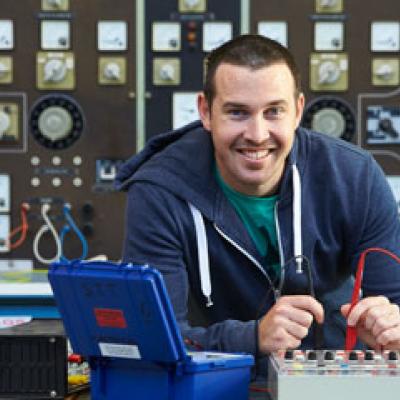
[238,149,271,160]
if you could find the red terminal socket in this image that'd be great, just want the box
[68,354,84,364]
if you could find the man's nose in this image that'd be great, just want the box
[244,115,270,143]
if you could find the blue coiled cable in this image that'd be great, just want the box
[60,203,88,262]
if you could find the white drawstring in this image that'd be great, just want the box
[292,164,303,273]
[189,164,303,306]
[188,203,213,307]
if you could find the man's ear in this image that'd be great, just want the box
[197,92,211,131]
[295,92,305,128]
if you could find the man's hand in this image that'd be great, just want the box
[258,295,324,354]
[341,296,400,350]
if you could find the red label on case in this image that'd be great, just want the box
[94,308,127,328]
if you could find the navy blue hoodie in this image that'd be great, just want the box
[116,121,400,358]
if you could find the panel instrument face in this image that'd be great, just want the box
[250,0,400,180]
[0,1,137,272]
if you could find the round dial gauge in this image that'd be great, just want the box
[30,95,84,150]
[302,97,355,141]
[97,21,128,51]
[152,22,181,51]
[258,21,288,47]
[41,20,70,50]
[371,22,400,52]
[172,92,199,130]
[202,22,232,52]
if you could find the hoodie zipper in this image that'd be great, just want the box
[213,223,279,301]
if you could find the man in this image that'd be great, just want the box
[116,35,400,359]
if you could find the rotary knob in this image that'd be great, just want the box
[312,108,345,139]
[0,109,10,137]
[38,106,73,142]
[302,97,355,141]
[30,95,84,150]
[318,61,340,84]
[44,59,67,82]
[0,62,9,78]
[375,63,394,80]
[103,62,121,80]
[184,0,201,9]
[320,0,338,7]
[159,63,175,81]
[46,0,63,8]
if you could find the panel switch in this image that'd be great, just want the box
[310,53,348,91]
[37,52,75,90]
[98,57,127,85]
[0,56,12,84]
[0,103,19,141]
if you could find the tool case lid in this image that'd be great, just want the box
[48,260,189,364]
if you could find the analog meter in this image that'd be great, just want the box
[0,20,14,50]
[371,22,400,52]
[172,92,199,130]
[314,22,344,51]
[257,21,288,47]
[41,20,70,50]
[97,21,128,51]
[202,22,232,52]
[152,22,181,51]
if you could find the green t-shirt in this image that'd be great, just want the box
[215,167,281,282]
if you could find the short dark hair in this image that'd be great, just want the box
[203,34,302,106]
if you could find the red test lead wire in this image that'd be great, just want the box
[345,247,400,351]
[7,202,30,250]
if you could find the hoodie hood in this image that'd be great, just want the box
[116,120,219,220]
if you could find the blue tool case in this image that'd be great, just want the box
[48,260,254,400]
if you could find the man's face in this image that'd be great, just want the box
[198,62,304,197]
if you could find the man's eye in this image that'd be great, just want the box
[265,107,284,118]
[229,109,247,118]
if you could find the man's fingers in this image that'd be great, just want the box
[258,296,325,353]
[364,303,399,332]
[371,310,400,338]
[288,309,314,328]
[376,325,400,346]
[277,295,324,324]
[342,297,400,350]
[345,296,390,326]
[284,319,310,340]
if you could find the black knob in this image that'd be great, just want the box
[284,350,294,360]
[324,351,334,361]
[307,351,317,360]
[364,351,374,361]
[82,223,94,237]
[379,118,399,138]
[388,351,398,361]
[349,351,358,361]
[81,202,94,219]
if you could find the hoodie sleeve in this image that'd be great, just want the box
[351,156,400,304]
[121,181,258,356]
